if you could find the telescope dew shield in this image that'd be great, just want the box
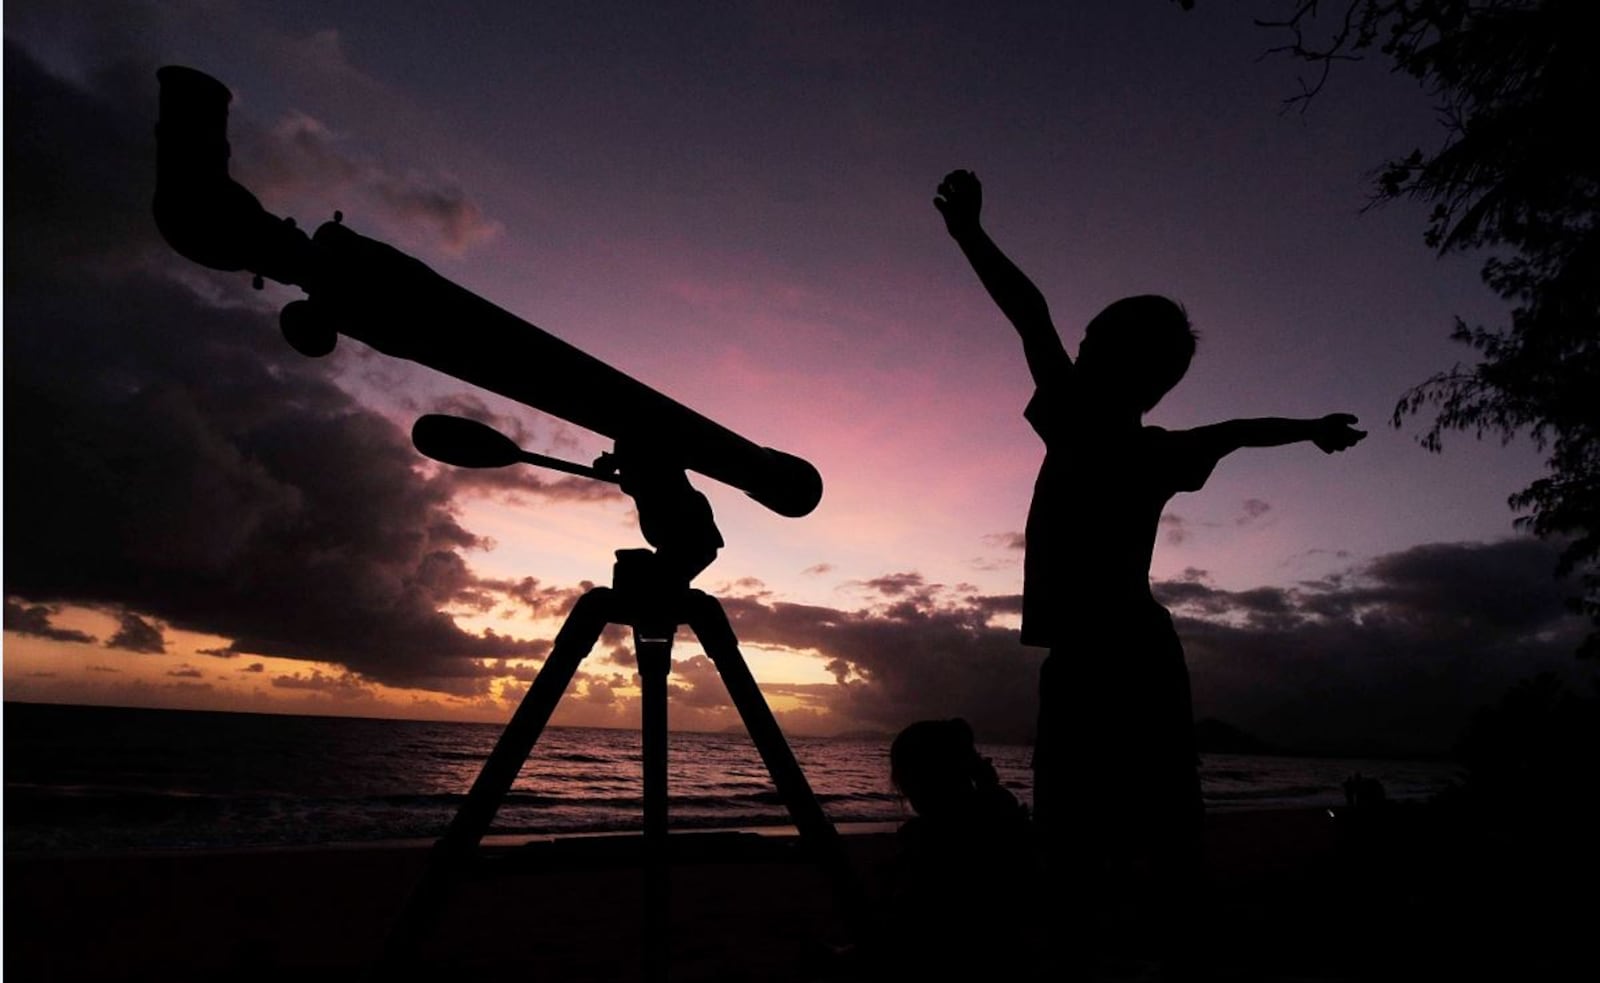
[152,66,823,518]
[306,222,824,517]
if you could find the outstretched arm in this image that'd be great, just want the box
[934,170,1070,386]
[1187,414,1368,461]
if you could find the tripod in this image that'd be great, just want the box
[375,442,866,980]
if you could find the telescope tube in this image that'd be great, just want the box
[152,66,822,518]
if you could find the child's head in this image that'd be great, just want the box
[1077,294,1197,413]
[891,718,981,818]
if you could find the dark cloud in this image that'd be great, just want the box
[600,642,637,667]
[1162,504,1280,542]
[166,666,203,679]
[106,613,166,653]
[271,669,375,698]
[478,577,592,619]
[966,593,1023,619]
[1153,579,1299,628]
[575,670,627,705]
[1159,513,1188,545]
[755,680,841,711]
[1162,538,1591,755]
[237,110,502,256]
[3,601,96,644]
[666,654,735,709]
[2,46,548,693]
[1350,539,1571,633]
[717,587,1041,743]
[860,572,927,598]
[242,663,266,673]
[701,538,1590,754]
[982,532,1026,551]
[1238,498,1272,524]
[439,464,624,506]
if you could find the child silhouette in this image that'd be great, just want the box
[934,168,1366,975]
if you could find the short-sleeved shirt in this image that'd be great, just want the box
[1019,382,1217,648]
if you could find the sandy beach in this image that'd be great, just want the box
[3,805,1585,982]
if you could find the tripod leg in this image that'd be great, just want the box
[371,586,616,976]
[635,632,673,983]
[636,633,673,849]
[443,586,617,849]
[684,590,871,941]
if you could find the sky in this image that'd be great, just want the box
[4,0,1592,755]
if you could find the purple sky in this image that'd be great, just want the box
[4,1,1589,754]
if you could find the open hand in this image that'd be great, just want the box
[934,169,982,236]
[1313,414,1367,453]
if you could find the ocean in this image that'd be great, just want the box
[2,702,1463,856]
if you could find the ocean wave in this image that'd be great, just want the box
[4,704,1463,856]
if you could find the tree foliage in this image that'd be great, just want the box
[1451,671,1600,815]
[1194,0,1600,653]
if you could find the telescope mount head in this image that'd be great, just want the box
[412,416,722,586]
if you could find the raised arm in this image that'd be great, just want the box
[934,170,1070,386]
[1187,414,1368,461]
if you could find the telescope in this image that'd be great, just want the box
[151,65,822,518]
[155,68,868,978]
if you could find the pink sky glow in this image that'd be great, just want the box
[4,1,1588,755]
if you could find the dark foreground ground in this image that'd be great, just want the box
[5,806,1592,982]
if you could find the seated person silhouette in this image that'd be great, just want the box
[891,717,1030,842]
[933,168,1366,975]
[868,718,1038,980]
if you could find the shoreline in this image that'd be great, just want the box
[4,807,1375,982]
[22,802,1590,981]
[0,807,1345,864]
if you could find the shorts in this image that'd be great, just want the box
[1031,602,1202,844]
